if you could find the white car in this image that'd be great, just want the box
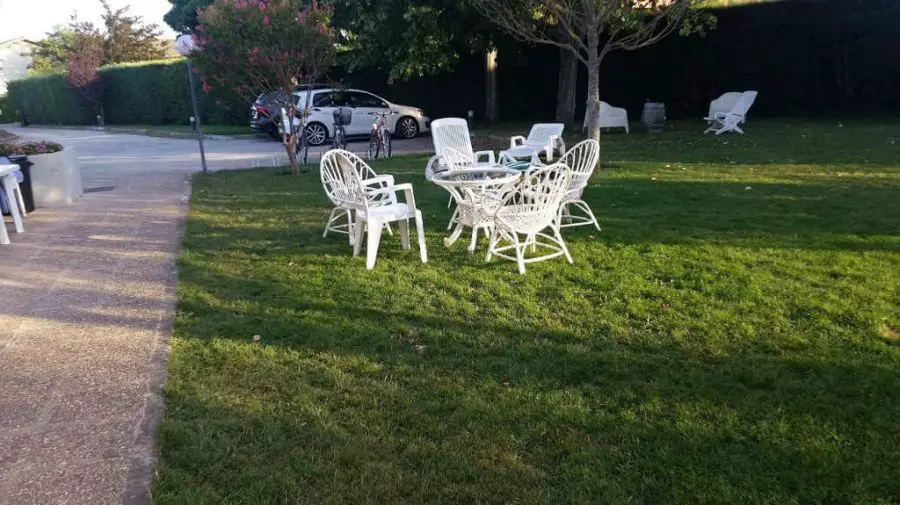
[258,87,431,146]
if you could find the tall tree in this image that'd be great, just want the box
[192,0,335,174]
[66,29,105,123]
[28,0,168,75]
[469,0,714,141]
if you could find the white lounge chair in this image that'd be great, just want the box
[499,123,565,165]
[598,101,629,133]
[425,118,496,181]
[556,139,602,230]
[321,150,427,270]
[707,92,743,121]
[704,91,758,135]
[485,163,573,274]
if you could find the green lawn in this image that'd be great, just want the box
[154,120,900,505]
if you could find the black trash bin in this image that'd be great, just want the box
[3,155,36,213]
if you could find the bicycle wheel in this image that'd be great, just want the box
[383,128,392,158]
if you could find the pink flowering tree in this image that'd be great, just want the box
[193,0,335,174]
[66,30,105,125]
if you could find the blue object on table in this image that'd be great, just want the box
[504,160,532,171]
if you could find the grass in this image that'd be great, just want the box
[153,119,900,505]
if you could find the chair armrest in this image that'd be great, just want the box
[509,136,526,148]
[362,175,394,187]
[368,182,417,210]
[474,150,496,164]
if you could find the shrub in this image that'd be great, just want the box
[0,140,64,156]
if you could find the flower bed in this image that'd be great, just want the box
[0,140,63,157]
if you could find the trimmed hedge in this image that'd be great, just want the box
[8,59,246,126]
[7,74,94,125]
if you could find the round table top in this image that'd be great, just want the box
[432,167,521,188]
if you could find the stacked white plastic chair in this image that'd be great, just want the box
[0,163,27,246]
[598,102,630,133]
[704,91,758,135]
[321,153,394,244]
[485,163,573,274]
[320,150,427,270]
[707,92,743,121]
[499,123,565,165]
[556,139,601,231]
[425,118,497,181]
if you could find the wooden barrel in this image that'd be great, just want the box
[641,102,666,133]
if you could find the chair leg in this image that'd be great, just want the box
[447,207,458,231]
[12,185,26,218]
[353,218,365,257]
[554,226,574,264]
[468,226,479,253]
[384,223,393,236]
[366,217,383,270]
[513,233,526,274]
[323,207,339,238]
[414,210,427,264]
[399,218,410,250]
[485,228,499,262]
[2,177,24,234]
[576,200,601,231]
[346,210,355,246]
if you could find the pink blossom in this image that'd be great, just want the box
[202,82,213,93]
[258,2,265,10]
[262,15,270,25]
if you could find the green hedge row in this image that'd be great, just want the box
[0,94,15,122]
[7,59,247,126]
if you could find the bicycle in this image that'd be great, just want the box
[367,111,395,160]
[331,106,352,150]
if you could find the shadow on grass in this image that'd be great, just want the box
[158,270,900,504]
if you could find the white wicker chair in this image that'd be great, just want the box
[321,150,427,269]
[557,139,601,231]
[425,118,497,181]
[704,91,758,135]
[485,163,573,274]
[320,151,394,244]
[598,102,629,133]
[499,123,565,165]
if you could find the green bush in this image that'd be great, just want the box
[7,59,248,127]
[0,94,15,122]
[7,74,94,125]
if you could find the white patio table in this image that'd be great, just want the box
[432,167,521,252]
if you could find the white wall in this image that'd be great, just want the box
[0,40,33,96]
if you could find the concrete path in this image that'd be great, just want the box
[0,126,431,505]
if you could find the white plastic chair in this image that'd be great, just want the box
[320,153,394,244]
[556,139,601,230]
[485,163,573,274]
[0,164,26,245]
[500,123,565,165]
[321,150,427,270]
[598,102,629,133]
[704,91,758,135]
[707,92,742,121]
[425,118,497,181]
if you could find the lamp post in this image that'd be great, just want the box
[175,34,208,173]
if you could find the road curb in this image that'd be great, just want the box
[8,124,255,141]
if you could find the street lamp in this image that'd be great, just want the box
[175,34,208,173]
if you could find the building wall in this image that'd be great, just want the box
[0,40,33,96]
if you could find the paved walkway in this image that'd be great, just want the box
[0,126,431,504]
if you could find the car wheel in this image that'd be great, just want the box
[396,116,419,139]
[305,122,328,146]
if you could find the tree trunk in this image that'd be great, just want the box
[555,47,577,126]
[485,48,499,124]
[584,42,601,142]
